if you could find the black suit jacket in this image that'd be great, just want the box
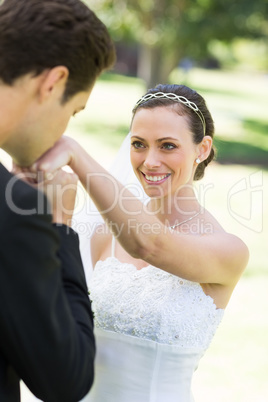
[0,163,95,401]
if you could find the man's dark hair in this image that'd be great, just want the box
[0,0,115,101]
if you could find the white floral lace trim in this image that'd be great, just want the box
[89,257,224,349]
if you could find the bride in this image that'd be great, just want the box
[32,84,249,401]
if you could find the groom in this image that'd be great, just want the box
[0,0,115,401]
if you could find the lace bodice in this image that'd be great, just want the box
[89,257,224,349]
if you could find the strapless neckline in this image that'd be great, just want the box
[95,256,224,313]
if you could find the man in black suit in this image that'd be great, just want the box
[0,0,115,401]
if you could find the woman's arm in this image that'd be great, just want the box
[33,136,249,286]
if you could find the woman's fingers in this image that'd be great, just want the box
[31,136,75,176]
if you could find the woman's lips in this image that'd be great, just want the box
[141,171,171,184]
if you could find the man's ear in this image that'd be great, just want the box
[197,135,213,162]
[38,66,69,102]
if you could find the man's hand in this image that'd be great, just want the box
[40,169,78,226]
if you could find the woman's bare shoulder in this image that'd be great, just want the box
[203,230,250,281]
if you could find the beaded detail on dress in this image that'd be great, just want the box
[89,257,224,349]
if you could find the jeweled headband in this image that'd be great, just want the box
[134,92,206,136]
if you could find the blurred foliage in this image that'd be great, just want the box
[209,38,268,71]
[86,0,268,86]
[87,0,268,45]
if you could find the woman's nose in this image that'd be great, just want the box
[143,150,161,169]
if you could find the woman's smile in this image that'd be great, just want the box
[140,171,171,184]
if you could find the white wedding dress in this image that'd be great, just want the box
[82,237,224,402]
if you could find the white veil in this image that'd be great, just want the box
[72,133,148,284]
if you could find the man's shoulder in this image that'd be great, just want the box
[0,163,37,195]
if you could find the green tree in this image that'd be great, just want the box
[87,0,268,88]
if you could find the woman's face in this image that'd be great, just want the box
[130,106,199,199]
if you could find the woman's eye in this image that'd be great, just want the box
[131,141,145,149]
[162,143,176,150]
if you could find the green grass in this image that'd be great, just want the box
[214,137,268,166]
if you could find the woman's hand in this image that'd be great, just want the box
[31,136,78,175]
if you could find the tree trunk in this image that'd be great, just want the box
[137,43,180,89]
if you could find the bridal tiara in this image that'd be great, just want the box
[134,92,206,135]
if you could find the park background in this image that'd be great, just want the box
[0,0,266,400]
